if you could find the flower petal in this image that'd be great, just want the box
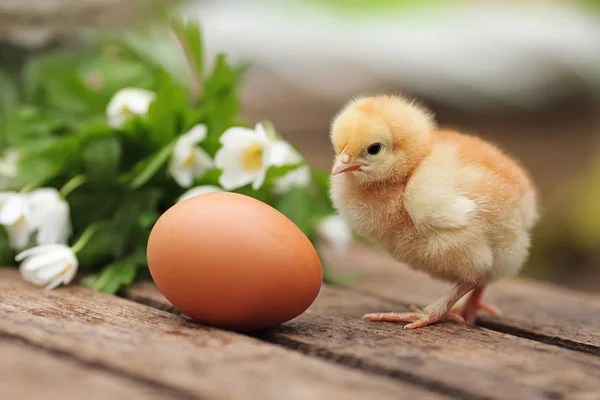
[214,145,244,171]
[17,244,77,289]
[219,169,256,191]
[35,259,72,280]
[106,88,156,128]
[191,148,213,174]
[269,140,303,166]
[219,127,255,146]
[0,150,19,190]
[29,189,72,246]
[7,222,33,251]
[45,276,64,290]
[15,244,66,262]
[254,122,271,142]
[170,166,194,188]
[28,187,61,204]
[20,251,67,274]
[0,194,27,225]
[62,263,78,285]
[178,124,207,147]
[0,191,14,204]
[251,168,268,191]
[274,165,311,194]
[177,185,223,203]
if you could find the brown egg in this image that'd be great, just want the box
[146,192,322,331]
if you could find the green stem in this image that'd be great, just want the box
[71,223,100,254]
[19,183,37,194]
[171,21,203,102]
[60,175,87,199]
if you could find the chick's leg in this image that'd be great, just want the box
[451,285,502,324]
[363,282,476,329]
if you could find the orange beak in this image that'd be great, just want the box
[332,153,364,175]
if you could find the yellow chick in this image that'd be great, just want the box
[329,94,539,329]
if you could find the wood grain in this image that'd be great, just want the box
[0,270,445,400]
[0,339,178,400]
[127,281,600,400]
[321,244,600,354]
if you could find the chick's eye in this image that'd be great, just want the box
[367,143,382,155]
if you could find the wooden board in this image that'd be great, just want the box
[0,340,176,400]
[0,270,445,400]
[127,279,600,400]
[321,244,600,355]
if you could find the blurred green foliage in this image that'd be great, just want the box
[0,20,339,292]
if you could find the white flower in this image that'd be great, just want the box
[0,188,71,251]
[317,214,354,253]
[214,123,274,191]
[28,188,72,246]
[274,166,311,194]
[177,185,223,203]
[0,149,20,190]
[269,140,311,194]
[168,125,214,188]
[0,192,34,251]
[16,244,78,290]
[106,87,156,128]
[269,140,302,166]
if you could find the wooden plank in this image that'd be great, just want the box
[321,244,600,354]
[0,270,446,400]
[0,339,178,400]
[127,281,600,400]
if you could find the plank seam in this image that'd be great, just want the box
[128,292,487,400]
[0,331,199,400]
[253,333,491,400]
[350,287,600,357]
[476,319,600,356]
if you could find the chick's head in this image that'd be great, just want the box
[330,94,435,183]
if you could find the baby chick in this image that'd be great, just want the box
[329,94,539,329]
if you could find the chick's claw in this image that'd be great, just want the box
[449,286,503,324]
[451,303,502,317]
[362,310,465,329]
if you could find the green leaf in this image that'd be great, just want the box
[111,189,161,258]
[138,209,160,229]
[312,169,331,194]
[82,135,122,179]
[81,258,140,294]
[68,190,120,233]
[233,185,271,204]
[195,168,222,187]
[182,107,204,132]
[126,141,175,189]
[0,69,19,116]
[201,54,246,145]
[171,19,204,86]
[23,52,103,115]
[146,71,188,146]
[79,52,155,104]
[274,187,315,238]
[75,221,115,267]
[0,228,13,265]
[311,169,335,217]
[264,162,304,183]
[2,105,70,148]
[18,135,82,186]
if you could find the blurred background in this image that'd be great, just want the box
[1,0,599,292]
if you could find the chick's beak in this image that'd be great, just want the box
[332,153,364,175]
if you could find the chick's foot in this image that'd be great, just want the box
[450,285,502,324]
[362,282,477,330]
[363,308,465,329]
